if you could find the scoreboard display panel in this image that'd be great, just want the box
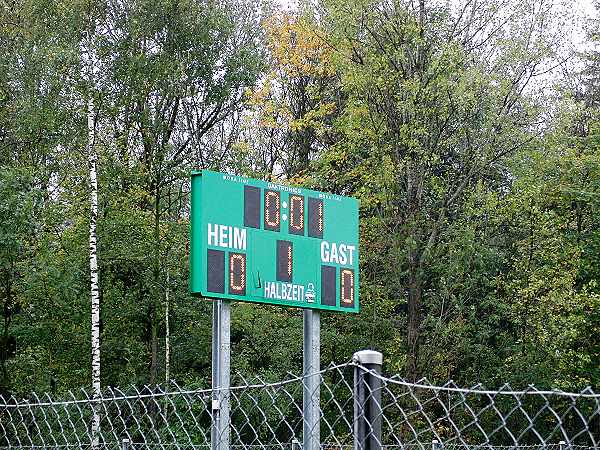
[190,170,359,313]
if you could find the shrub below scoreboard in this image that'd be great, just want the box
[189,170,359,313]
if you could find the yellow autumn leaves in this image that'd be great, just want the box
[246,13,336,134]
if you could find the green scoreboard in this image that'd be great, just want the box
[190,170,359,313]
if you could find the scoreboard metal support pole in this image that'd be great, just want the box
[191,171,360,450]
[211,300,231,450]
[303,309,320,450]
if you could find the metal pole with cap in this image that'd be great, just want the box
[353,350,383,450]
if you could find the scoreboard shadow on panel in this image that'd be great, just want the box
[190,170,359,313]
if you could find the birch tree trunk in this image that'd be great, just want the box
[165,269,170,383]
[88,92,101,448]
[84,25,101,448]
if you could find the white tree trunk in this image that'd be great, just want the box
[165,269,170,383]
[84,32,101,445]
[88,92,101,448]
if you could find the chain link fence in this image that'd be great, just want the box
[0,359,598,450]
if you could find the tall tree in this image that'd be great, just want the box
[309,0,571,380]
[96,0,265,384]
[243,11,338,180]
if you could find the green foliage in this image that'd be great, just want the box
[0,0,598,399]
[0,168,39,392]
[495,102,600,388]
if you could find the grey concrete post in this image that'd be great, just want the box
[353,350,383,450]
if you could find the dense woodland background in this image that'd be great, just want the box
[0,0,598,398]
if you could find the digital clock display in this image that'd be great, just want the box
[190,170,359,313]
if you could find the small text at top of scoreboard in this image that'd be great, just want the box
[189,170,359,313]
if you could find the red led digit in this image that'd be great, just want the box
[308,198,324,238]
[276,240,293,282]
[229,253,246,295]
[264,190,280,231]
[340,269,354,306]
[289,195,304,235]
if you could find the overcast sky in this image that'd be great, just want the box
[572,0,597,47]
[278,0,598,49]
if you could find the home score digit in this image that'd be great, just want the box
[189,170,359,313]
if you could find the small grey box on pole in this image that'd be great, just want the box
[292,438,301,450]
[353,350,383,450]
[211,300,231,450]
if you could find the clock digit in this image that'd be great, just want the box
[308,198,324,238]
[289,195,304,235]
[264,190,280,231]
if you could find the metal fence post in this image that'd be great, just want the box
[292,438,301,450]
[353,350,383,450]
[122,438,130,450]
[560,441,566,450]
[432,439,442,450]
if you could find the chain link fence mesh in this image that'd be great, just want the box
[0,360,598,450]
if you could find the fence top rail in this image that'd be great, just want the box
[0,361,350,408]
[1,360,598,409]
[353,364,600,399]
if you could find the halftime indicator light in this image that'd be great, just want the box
[287,244,292,277]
